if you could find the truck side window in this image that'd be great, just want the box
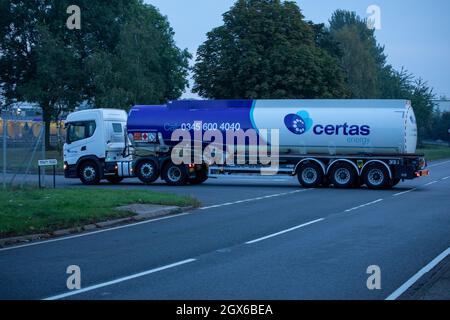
[112,123,122,133]
[66,121,96,144]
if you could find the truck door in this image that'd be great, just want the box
[64,120,97,165]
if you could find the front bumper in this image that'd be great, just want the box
[64,163,78,178]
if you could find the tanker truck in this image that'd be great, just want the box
[63,99,429,189]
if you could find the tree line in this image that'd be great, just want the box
[0,0,443,146]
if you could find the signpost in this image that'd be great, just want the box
[38,159,57,188]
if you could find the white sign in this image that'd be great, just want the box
[38,159,58,166]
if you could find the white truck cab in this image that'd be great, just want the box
[63,109,131,184]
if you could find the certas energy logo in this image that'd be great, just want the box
[285,110,371,136]
[284,111,313,135]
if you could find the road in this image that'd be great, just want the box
[1,160,450,300]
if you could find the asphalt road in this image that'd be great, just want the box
[1,160,450,300]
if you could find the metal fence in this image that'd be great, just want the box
[1,114,65,188]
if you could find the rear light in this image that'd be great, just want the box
[415,170,430,177]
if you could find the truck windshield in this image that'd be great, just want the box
[66,121,96,144]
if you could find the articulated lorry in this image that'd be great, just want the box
[63,99,429,189]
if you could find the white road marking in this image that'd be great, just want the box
[43,259,196,300]
[393,189,416,197]
[199,189,311,210]
[245,218,325,245]
[344,199,383,213]
[428,160,450,168]
[393,177,448,197]
[0,211,194,252]
[386,247,450,300]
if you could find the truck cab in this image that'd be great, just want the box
[63,109,131,184]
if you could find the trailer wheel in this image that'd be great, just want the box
[162,163,188,186]
[297,163,323,188]
[329,163,357,189]
[136,159,159,184]
[105,176,123,184]
[363,163,389,190]
[189,166,209,185]
[391,178,401,187]
[78,161,101,185]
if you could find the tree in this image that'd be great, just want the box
[87,4,190,108]
[409,78,435,142]
[328,10,435,142]
[0,0,190,148]
[193,0,349,99]
[329,10,385,98]
[431,111,450,141]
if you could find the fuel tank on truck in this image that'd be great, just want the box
[127,99,418,156]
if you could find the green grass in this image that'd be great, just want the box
[0,187,199,238]
[417,144,450,162]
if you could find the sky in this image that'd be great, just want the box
[145,0,450,99]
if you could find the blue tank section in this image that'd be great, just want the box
[127,100,255,145]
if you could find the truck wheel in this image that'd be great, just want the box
[78,161,101,185]
[106,176,123,184]
[364,163,389,190]
[330,163,357,189]
[162,163,188,186]
[297,163,323,188]
[391,178,401,187]
[136,159,159,184]
[189,167,209,185]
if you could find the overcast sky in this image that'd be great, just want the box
[146,0,450,99]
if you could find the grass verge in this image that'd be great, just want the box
[0,187,199,238]
[417,144,450,162]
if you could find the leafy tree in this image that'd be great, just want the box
[0,0,190,148]
[193,0,349,99]
[329,10,386,98]
[328,10,435,142]
[409,78,435,142]
[87,5,191,108]
[431,111,450,141]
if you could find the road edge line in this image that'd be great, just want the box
[385,247,450,300]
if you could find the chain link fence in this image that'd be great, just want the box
[1,114,65,188]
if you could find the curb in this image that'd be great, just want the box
[0,206,195,248]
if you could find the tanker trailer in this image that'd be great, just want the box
[63,100,429,189]
[124,99,428,189]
